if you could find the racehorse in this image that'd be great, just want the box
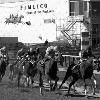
[44,57,59,91]
[30,54,59,94]
[0,58,7,81]
[9,58,26,84]
[59,57,98,96]
[10,53,44,88]
[18,55,59,94]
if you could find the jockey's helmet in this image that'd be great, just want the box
[54,46,58,52]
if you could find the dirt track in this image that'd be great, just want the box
[0,65,100,100]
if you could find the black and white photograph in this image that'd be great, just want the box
[0,0,100,100]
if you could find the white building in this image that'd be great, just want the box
[0,0,68,43]
[0,0,90,50]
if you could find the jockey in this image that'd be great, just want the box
[0,46,8,57]
[79,47,91,62]
[0,46,9,64]
[46,46,55,58]
[35,47,43,60]
[17,47,26,60]
[27,47,37,61]
[87,46,93,57]
[82,46,93,59]
[45,46,57,62]
[79,47,94,79]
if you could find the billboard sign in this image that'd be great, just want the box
[20,2,54,15]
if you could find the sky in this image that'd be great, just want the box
[0,0,68,43]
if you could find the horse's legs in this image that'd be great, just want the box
[92,74,96,95]
[30,76,34,85]
[2,71,6,78]
[43,66,45,76]
[83,77,96,96]
[52,76,59,90]
[93,79,96,95]
[49,80,53,91]
[39,71,43,86]
[38,71,43,95]
[17,71,22,88]
[46,77,53,91]
[59,73,71,89]
[67,77,78,94]
[83,79,87,95]
[26,76,30,87]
